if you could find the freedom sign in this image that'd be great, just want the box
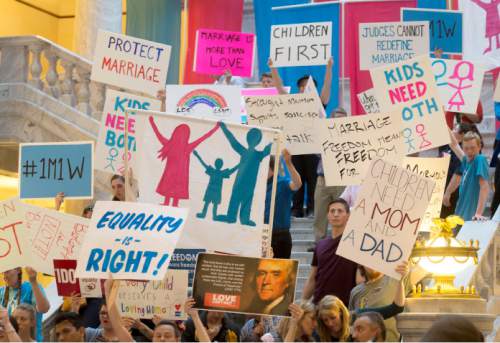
[270,21,332,67]
[359,21,429,70]
[91,30,171,95]
[401,8,463,54]
[370,55,450,154]
[94,89,161,175]
[337,159,435,280]
[76,201,188,280]
[194,29,255,77]
[19,142,93,199]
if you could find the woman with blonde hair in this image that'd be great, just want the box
[278,302,316,342]
[315,295,350,342]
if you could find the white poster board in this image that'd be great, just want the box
[359,21,429,70]
[270,21,332,67]
[357,88,381,114]
[91,30,171,95]
[0,198,31,272]
[319,112,405,186]
[494,77,500,102]
[166,85,242,123]
[305,76,327,118]
[337,158,435,279]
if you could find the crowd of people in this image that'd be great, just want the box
[1,49,498,342]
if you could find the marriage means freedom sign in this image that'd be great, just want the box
[270,21,332,67]
[76,201,188,280]
[359,21,429,70]
[194,29,255,77]
[91,30,171,95]
[337,159,435,279]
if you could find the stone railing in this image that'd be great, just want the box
[470,228,500,301]
[0,35,106,119]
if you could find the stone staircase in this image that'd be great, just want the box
[290,217,316,300]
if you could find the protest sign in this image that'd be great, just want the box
[166,85,242,123]
[304,76,327,118]
[401,8,463,54]
[494,76,500,102]
[79,278,104,298]
[337,159,435,279]
[95,89,161,175]
[319,112,405,186]
[193,253,298,316]
[116,270,188,319]
[75,201,188,280]
[370,55,450,154]
[19,142,93,199]
[22,203,90,275]
[240,87,290,123]
[246,93,322,155]
[431,58,485,114]
[135,111,276,257]
[357,88,381,114]
[270,21,332,67]
[0,198,30,272]
[194,29,255,77]
[53,259,80,297]
[402,155,449,232]
[91,30,171,95]
[169,248,206,287]
[359,21,429,70]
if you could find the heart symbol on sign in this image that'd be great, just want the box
[175,304,181,310]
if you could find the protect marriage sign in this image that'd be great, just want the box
[319,112,405,186]
[94,89,161,175]
[91,30,171,95]
[193,253,298,316]
[194,29,255,78]
[359,21,429,70]
[337,158,435,280]
[76,201,188,280]
[370,55,450,154]
[19,142,93,199]
[431,58,485,114]
[116,270,188,320]
[270,21,332,67]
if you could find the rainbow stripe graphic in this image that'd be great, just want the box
[177,89,228,110]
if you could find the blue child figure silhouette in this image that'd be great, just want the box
[193,150,238,220]
[218,122,272,226]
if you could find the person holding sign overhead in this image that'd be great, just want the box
[269,56,334,218]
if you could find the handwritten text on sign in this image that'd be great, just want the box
[403,155,449,232]
[23,203,90,275]
[357,88,381,114]
[246,93,322,155]
[53,259,80,297]
[270,21,332,67]
[95,89,161,175]
[319,112,405,186]
[370,55,449,154]
[337,159,435,279]
[19,142,93,199]
[359,21,429,70]
[116,270,188,319]
[431,58,484,114]
[0,198,30,272]
[194,29,255,78]
[91,30,171,95]
[76,201,188,280]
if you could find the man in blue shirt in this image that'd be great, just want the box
[264,149,302,258]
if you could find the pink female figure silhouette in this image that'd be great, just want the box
[447,61,474,112]
[471,0,500,53]
[149,116,220,206]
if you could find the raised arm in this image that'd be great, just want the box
[220,121,245,155]
[26,267,50,313]
[185,298,210,342]
[284,303,303,342]
[282,149,302,191]
[193,150,209,170]
[0,306,21,342]
[320,57,333,106]
[104,279,133,342]
[189,122,220,150]
[156,89,166,112]
[149,116,169,145]
[268,58,288,95]
[448,127,465,160]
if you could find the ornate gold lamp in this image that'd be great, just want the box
[410,215,479,297]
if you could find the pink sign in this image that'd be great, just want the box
[194,29,255,77]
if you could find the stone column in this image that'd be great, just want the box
[73,0,122,59]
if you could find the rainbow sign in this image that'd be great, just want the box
[177,89,229,113]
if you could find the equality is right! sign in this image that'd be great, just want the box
[370,55,450,154]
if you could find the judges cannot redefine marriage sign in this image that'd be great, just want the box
[337,158,435,279]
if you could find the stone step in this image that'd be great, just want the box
[297,263,311,278]
[290,230,314,240]
[292,239,315,252]
[291,251,313,265]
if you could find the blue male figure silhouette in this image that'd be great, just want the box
[218,122,272,226]
[193,150,238,220]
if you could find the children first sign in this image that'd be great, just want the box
[95,89,161,175]
[76,201,188,280]
[91,30,171,95]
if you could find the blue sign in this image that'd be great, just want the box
[169,248,205,287]
[19,142,93,199]
[402,8,463,54]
